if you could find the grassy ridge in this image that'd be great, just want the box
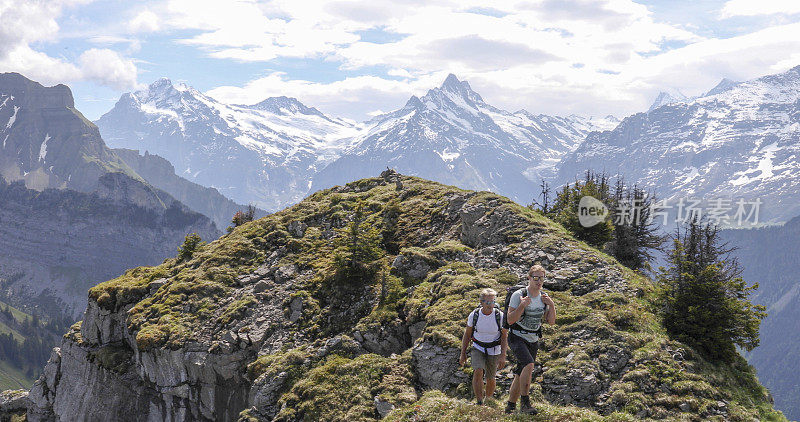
[85,175,784,421]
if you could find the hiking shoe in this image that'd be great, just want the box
[520,396,538,414]
[476,399,483,406]
[504,401,516,414]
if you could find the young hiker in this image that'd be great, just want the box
[459,288,508,405]
[504,264,556,414]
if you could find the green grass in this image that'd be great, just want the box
[0,320,26,342]
[0,360,34,391]
[0,300,31,323]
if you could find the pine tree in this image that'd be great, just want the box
[177,233,205,262]
[548,170,614,249]
[333,200,382,275]
[607,181,665,272]
[656,215,766,362]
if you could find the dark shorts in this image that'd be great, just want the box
[509,332,539,376]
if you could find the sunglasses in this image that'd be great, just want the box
[529,275,544,281]
[480,299,495,305]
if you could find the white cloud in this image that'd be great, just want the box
[129,9,160,33]
[206,71,451,120]
[720,0,800,18]
[0,0,139,90]
[78,48,139,90]
[161,0,723,118]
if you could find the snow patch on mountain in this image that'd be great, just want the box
[6,105,18,129]
[39,133,50,162]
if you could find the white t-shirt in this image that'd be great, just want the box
[466,308,504,355]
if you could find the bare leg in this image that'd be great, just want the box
[509,374,520,402]
[473,369,485,402]
[519,363,535,396]
[486,377,496,399]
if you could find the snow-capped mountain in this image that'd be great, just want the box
[554,65,800,225]
[647,89,689,113]
[311,74,616,204]
[98,75,615,210]
[96,78,359,210]
[705,78,740,96]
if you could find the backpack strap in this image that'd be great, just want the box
[510,287,547,339]
[474,306,503,333]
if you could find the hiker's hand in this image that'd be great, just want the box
[541,292,554,307]
[459,352,467,367]
[520,295,532,307]
[498,354,506,370]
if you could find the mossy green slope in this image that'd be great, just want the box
[88,173,783,421]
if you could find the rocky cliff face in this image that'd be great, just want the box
[113,148,267,229]
[0,73,140,194]
[20,172,782,421]
[0,177,219,317]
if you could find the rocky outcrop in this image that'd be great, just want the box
[0,389,29,420]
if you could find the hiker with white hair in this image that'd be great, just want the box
[459,287,508,405]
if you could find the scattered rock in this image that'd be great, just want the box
[287,220,307,238]
[274,264,298,283]
[374,396,394,418]
[148,278,167,293]
[391,254,435,279]
[288,296,303,323]
[253,280,270,293]
[411,341,466,390]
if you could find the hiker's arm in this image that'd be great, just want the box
[500,328,508,357]
[507,305,525,325]
[459,326,473,365]
[498,328,508,369]
[542,292,556,324]
[545,303,556,324]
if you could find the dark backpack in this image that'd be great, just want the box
[470,306,502,350]
[503,283,547,339]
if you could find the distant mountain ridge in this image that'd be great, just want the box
[0,72,141,196]
[311,74,618,204]
[113,148,268,228]
[0,72,221,316]
[97,74,618,211]
[554,65,800,225]
[96,78,360,211]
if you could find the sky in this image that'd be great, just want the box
[1,0,800,121]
